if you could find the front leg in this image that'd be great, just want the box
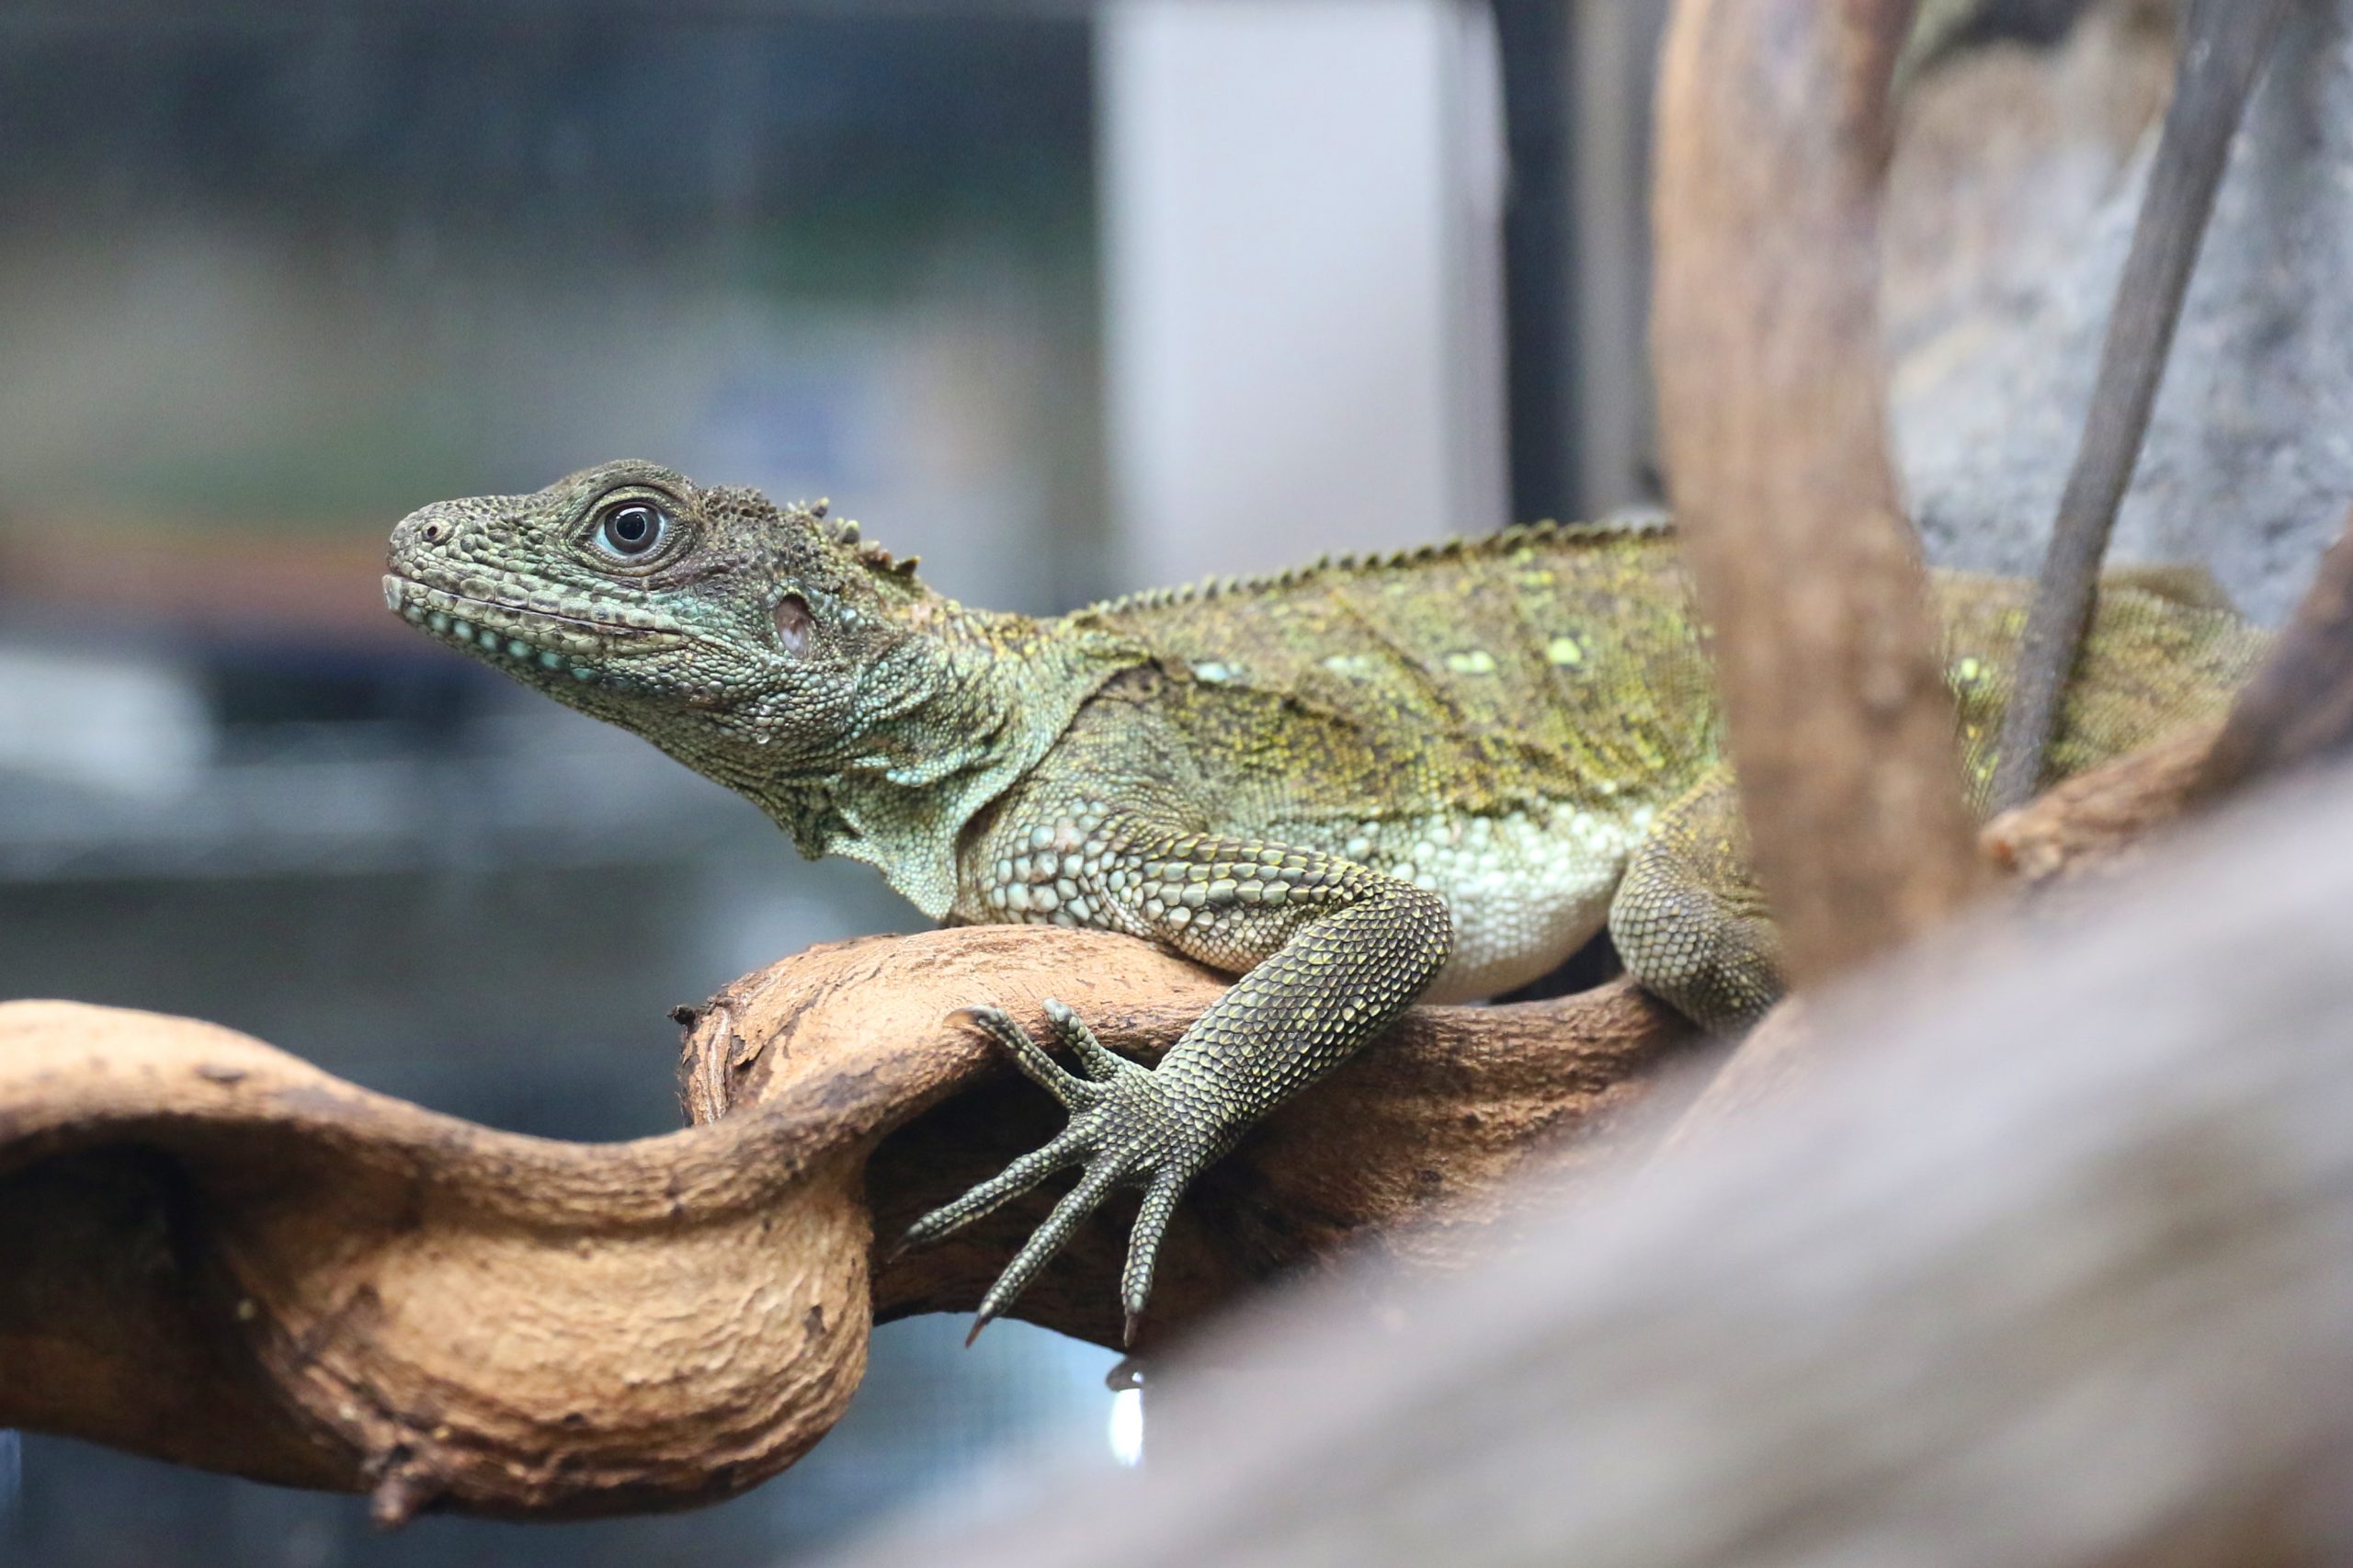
[902,822,1453,1343]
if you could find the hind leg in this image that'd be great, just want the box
[1608,767,1786,1032]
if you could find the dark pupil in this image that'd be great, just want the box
[605,505,659,553]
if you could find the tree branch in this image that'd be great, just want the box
[2195,505,2353,798]
[0,931,1702,1521]
[1652,0,1990,988]
[1989,0,2292,808]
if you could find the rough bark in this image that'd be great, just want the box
[0,1003,873,1524]
[1652,0,1992,989]
[0,933,1702,1520]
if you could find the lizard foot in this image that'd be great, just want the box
[900,1000,1203,1347]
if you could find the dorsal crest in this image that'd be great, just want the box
[797,498,923,579]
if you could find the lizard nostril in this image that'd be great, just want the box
[421,522,446,544]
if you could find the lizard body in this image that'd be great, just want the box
[386,461,2268,1337]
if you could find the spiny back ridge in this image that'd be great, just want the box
[1078,510,1674,619]
[796,500,926,578]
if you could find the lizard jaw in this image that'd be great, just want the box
[382,573,688,684]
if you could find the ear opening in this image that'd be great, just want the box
[774,593,814,653]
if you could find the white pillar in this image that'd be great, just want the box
[1097,0,1509,588]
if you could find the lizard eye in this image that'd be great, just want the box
[595,501,672,561]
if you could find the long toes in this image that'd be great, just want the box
[955,1006,1093,1107]
[971,1163,1126,1333]
[901,1129,1088,1248]
[1041,998,1127,1082]
[1119,1169,1188,1340]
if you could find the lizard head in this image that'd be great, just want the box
[384,460,940,779]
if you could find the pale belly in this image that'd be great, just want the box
[1281,802,1658,1004]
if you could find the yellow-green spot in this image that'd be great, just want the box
[1323,653,1376,678]
[1546,635,1584,667]
[1951,654,1986,687]
[1445,649,1498,676]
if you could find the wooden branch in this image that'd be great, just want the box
[2195,506,2353,798]
[1666,717,2229,1145]
[0,931,1701,1521]
[1652,0,1990,989]
[1680,493,2353,1139]
[1990,0,2292,809]
[845,766,2353,1568]
[0,1004,873,1525]
[1982,715,2223,883]
[1981,500,2353,880]
[683,933,1703,1349]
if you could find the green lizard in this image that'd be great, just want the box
[384,460,2267,1341]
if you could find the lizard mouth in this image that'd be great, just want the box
[382,573,688,679]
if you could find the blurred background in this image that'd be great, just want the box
[17,0,2339,1562]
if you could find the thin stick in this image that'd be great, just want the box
[1989,0,2291,811]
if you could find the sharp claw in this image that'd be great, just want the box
[955,1003,1101,1108]
[1041,997,1127,1080]
[964,1312,994,1348]
[1122,1309,1142,1348]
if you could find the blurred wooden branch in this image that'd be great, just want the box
[1671,710,2241,1146]
[2196,506,2353,799]
[844,764,2353,1568]
[1652,0,1991,990]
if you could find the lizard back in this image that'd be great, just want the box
[1066,516,1721,828]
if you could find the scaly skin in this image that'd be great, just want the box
[385,460,2269,1338]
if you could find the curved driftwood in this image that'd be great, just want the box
[0,1002,873,1523]
[0,928,1700,1521]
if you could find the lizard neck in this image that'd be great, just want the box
[753,601,1143,919]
